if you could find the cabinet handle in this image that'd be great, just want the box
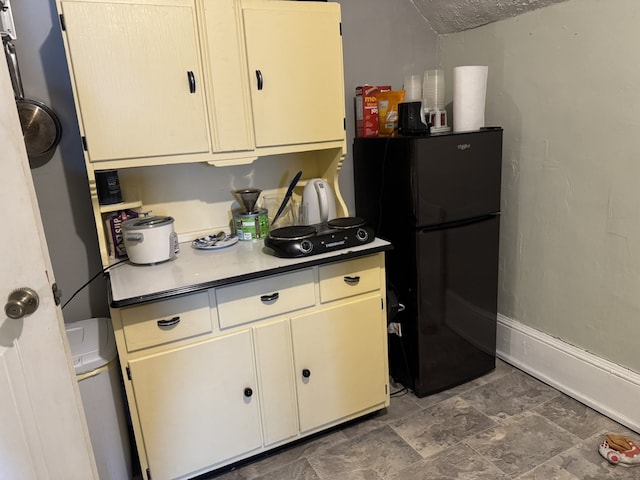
[255,70,263,90]
[187,71,196,93]
[343,275,360,285]
[244,387,253,397]
[260,292,279,303]
[157,316,180,328]
[302,369,311,378]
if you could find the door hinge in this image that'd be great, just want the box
[146,467,151,480]
[58,13,65,31]
[385,384,388,395]
[126,365,131,380]
[339,22,342,36]
[81,136,88,151]
[381,298,384,310]
[52,282,62,306]
[343,117,346,130]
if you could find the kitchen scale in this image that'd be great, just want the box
[264,216,375,258]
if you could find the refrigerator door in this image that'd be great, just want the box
[411,129,503,226]
[353,128,503,231]
[412,215,499,396]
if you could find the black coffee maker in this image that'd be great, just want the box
[397,101,429,136]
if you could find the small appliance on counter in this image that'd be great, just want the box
[233,188,270,241]
[302,178,337,224]
[264,216,374,258]
[121,215,179,265]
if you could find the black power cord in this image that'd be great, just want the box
[61,260,128,309]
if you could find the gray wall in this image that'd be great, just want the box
[12,0,437,323]
[440,0,640,373]
[12,0,109,323]
[337,0,438,210]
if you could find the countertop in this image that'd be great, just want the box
[107,237,392,308]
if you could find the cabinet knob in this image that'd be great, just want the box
[302,369,311,378]
[244,387,253,397]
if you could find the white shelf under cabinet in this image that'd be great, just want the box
[99,200,143,214]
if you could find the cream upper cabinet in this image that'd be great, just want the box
[58,0,346,165]
[60,0,211,162]
[199,0,255,153]
[242,1,346,148]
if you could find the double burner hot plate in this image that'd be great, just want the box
[264,217,375,258]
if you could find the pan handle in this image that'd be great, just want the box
[3,38,24,99]
[187,71,196,94]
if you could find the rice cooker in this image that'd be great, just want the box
[121,215,179,264]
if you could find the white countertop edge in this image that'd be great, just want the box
[107,237,392,307]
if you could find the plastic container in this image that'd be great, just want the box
[65,318,132,480]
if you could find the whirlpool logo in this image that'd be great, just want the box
[457,143,472,151]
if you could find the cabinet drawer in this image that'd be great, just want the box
[120,292,212,352]
[319,255,381,303]
[217,269,315,329]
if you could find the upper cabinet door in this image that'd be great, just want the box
[60,0,210,162]
[242,2,346,148]
[200,0,255,153]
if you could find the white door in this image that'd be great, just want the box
[0,58,97,478]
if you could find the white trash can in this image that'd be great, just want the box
[66,318,132,480]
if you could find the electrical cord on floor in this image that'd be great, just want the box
[61,259,128,309]
[387,323,415,398]
[390,386,409,397]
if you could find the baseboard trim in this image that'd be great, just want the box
[496,314,640,433]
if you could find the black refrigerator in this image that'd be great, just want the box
[353,128,503,397]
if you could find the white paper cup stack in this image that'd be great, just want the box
[453,65,488,132]
[403,74,422,102]
[422,69,445,111]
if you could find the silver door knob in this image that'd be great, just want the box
[5,288,39,319]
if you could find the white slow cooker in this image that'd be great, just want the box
[121,215,179,265]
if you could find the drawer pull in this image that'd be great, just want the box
[244,387,253,398]
[343,275,361,285]
[157,316,180,328]
[302,368,311,378]
[260,292,279,303]
[256,69,263,90]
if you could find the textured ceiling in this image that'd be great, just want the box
[410,0,569,33]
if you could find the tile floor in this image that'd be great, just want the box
[203,359,640,480]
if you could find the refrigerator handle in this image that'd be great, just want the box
[419,213,499,233]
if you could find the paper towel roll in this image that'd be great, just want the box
[453,66,488,132]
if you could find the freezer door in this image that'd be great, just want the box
[412,129,503,226]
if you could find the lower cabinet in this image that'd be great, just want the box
[291,295,388,432]
[128,330,262,479]
[114,253,389,480]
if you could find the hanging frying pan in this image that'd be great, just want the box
[3,37,62,159]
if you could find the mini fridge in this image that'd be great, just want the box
[353,128,503,397]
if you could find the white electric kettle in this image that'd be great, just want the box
[302,178,337,225]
